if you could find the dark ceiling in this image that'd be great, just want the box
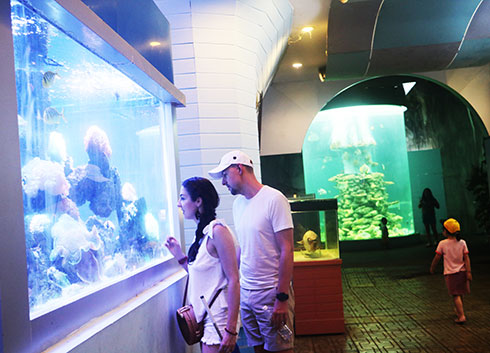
[325,0,490,80]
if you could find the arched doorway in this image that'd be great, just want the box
[301,75,488,239]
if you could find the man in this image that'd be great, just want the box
[209,150,294,353]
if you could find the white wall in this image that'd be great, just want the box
[154,0,293,245]
[260,63,490,156]
[445,64,490,130]
[0,1,34,351]
[67,277,188,353]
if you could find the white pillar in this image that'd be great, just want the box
[154,0,292,242]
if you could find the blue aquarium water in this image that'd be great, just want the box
[303,105,414,241]
[11,0,174,314]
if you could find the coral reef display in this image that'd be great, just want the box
[303,105,414,241]
[21,123,165,310]
[66,125,122,218]
[329,168,404,240]
[12,1,171,313]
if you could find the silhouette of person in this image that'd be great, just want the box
[380,217,389,249]
[418,188,440,246]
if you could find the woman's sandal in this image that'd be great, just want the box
[454,319,466,325]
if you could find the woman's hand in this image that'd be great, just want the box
[218,330,237,353]
[165,236,185,260]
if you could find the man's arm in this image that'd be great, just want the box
[272,227,294,328]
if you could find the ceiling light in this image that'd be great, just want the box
[292,63,303,69]
[402,82,416,95]
[149,41,161,47]
[339,0,349,3]
[318,66,326,82]
[301,26,314,33]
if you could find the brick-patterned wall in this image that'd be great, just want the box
[154,0,292,246]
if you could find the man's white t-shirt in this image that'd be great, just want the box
[232,185,293,290]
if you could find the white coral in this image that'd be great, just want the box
[29,214,52,234]
[84,125,112,158]
[22,157,70,197]
[50,214,102,265]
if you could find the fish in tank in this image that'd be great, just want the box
[290,199,340,261]
[302,105,414,241]
[11,0,174,315]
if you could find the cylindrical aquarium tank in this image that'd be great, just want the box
[303,105,414,241]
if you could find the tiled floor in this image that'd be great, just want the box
[238,234,490,353]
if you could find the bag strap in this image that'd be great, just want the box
[208,287,223,308]
[202,287,223,321]
[182,276,189,306]
[182,276,223,320]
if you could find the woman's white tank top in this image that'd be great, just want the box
[188,219,232,322]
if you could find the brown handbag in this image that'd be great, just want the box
[176,277,223,345]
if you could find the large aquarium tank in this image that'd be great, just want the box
[303,105,414,241]
[11,0,177,316]
[290,198,339,261]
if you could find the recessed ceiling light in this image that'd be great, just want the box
[402,82,416,95]
[301,26,314,33]
[292,63,303,69]
[339,0,349,3]
[149,41,161,47]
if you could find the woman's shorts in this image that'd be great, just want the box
[201,288,240,346]
[445,271,470,296]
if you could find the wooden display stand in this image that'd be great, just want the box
[293,259,344,335]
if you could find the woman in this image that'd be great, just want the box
[418,188,440,246]
[165,177,239,353]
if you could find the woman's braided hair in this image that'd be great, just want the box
[183,177,220,263]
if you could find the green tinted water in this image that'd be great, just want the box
[303,105,414,240]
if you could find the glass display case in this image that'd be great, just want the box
[303,105,414,241]
[290,198,344,335]
[289,198,339,261]
[11,0,180,317]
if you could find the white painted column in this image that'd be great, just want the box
[154,0,292,244]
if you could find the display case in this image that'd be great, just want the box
[290,198,344,335]
[290,198,339,261]
[11,1,183,319]
[2,0,186,350]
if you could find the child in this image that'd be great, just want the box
[380,217,389,249]
[430,218,472,324]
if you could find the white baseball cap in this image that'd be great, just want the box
[208,150,254,179]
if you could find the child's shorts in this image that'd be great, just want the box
[445,271,470,296]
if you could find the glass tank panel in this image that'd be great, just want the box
[11,0,175,315]
[290,199,339,261]
[303,105,414,241]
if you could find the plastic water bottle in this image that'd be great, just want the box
[262,305,293,341]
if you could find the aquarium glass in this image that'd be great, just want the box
[303,105,414,241]
[290,199,339,261]
[11,0,175,315]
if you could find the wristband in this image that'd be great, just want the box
[178,256,188,265]
[276,292,289,302]
[224,327,238,336]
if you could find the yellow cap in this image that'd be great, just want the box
[443,218,460,234]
